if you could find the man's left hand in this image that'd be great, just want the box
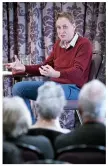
[39,64,60,78]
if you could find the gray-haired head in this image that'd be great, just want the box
[78,79,106,123]
[36,81,66,120]
[3,96,32,138]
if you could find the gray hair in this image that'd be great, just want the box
[3,96,32,138]
[36,81,66,120]
[78,79,106,121]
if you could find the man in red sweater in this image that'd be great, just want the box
[6,12,92,123]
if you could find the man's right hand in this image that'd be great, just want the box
[5,55,26,72]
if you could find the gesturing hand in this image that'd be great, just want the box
[5,55,25,72]
[39,64,60,78]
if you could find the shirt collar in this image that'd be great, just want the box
[60,33,79,49]
[69,33,79,47]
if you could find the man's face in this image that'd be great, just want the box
[56,17,76,42]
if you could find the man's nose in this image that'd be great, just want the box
[60,28,65,34]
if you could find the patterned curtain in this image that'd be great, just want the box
[3,2,106,129]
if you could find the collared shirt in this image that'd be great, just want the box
[60,33,79,49]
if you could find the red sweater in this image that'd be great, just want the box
[25,36,92,88]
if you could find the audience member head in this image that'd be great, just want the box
[3,96,32,138]
[78,79,106,124]
[35,81,66,120]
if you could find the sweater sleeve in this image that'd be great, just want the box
[60,40,92,84]
[25,45,55,75]
[25,64,42,76]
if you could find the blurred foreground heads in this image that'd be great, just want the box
[78,79,106,124]
[32,81,70,133]
[36,81,66,119]
[3,96,32,138]
[55,79,106,150]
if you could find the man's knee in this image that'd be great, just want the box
[12,82,24,96]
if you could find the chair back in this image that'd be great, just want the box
[56,144,106,164]
[3,141,23,164]
[27,128,62,148]
[64,53,103,126]
[25,159,69,164]
[88,53,102,81]
[15,142,44,162]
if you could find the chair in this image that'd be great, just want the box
[3,141,23,164]
[64,53,103,126]
[56,144,106,164]
[25,159,69,164]
[15,142,44,162]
